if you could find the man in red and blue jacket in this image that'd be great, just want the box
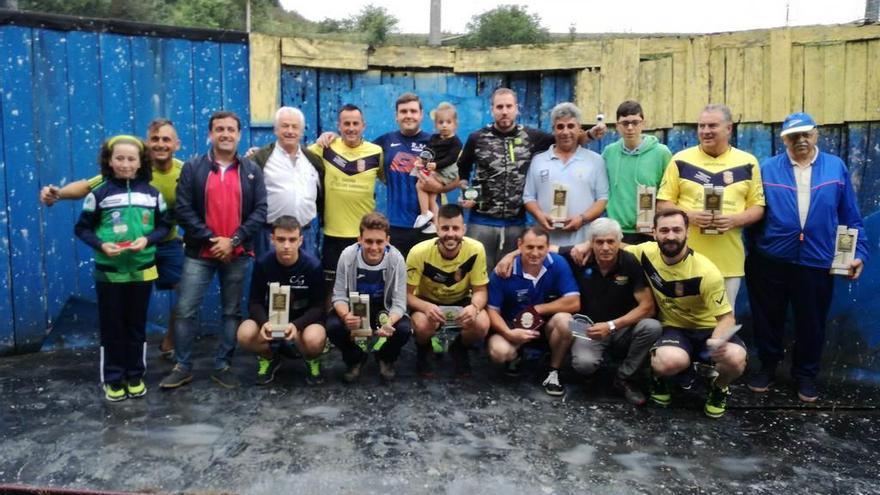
[745,112,868,403]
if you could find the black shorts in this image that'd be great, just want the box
[652,326,746,362]
[321,235,357,274]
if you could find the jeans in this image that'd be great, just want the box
[174,255,252,371]
[571,318,662,379]
[466,222,524,272]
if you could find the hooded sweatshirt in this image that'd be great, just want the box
[602,134,672,233]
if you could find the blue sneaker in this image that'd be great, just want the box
[796,377,818,403]
[747,365,776,393]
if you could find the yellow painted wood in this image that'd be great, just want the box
[600,39,641,119]
[453,42,602,72]
[767,29,792,122]
[639,37,688,56]
[708,48,725,104]
[638,59,656,128]
[724,48,745,122]
[672,50,687,123]
[249,33,281,124]
[280,37,368,70]
[684,37,710,122]
[790,24,880,45]
[652,56,674,129]
[742,46,764,122]
[868,40,880,120]
[823,43,846,124]
[844,42,868,121]
[574,68,602,124]
[790,44,804,114]
[709,30,768,50]
[370,46,455,68]
[803,45,825,122]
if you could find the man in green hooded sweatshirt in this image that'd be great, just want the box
[602,100,672,244]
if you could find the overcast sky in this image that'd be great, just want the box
[280,0,868,34]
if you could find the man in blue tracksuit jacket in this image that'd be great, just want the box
[745,112,869,403]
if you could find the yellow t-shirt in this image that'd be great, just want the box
[625,242,732,330]
[406,237,489,305]
[657,146,764,277]
[88,158,183,242]
[309,140,383,238]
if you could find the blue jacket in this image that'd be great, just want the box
[176,151,267,258]
[748,149,869,269]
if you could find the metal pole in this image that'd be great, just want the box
[246,0,252,32]
[428,0,441,46]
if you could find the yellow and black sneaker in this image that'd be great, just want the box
[103,383,127,402]
[704,381,731,419]
[126,379,147,398]
[305,358,324,386]
[649,373,671,407]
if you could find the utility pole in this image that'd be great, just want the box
[867,0,879,24]
[428,0,441,46]
[246,0,252,32]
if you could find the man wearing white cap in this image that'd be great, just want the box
[745,112,868,402]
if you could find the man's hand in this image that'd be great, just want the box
[708,341,735,362]
[562,215,584,232]
[494,250,518,278]
[101,242,123,257]
[260,322,273,341]
[535,212,554,231]
[587,122,607,142]
[711,214,737,233]
[850,258,864,280]
[209,237,234,260]
[376,323,395,337]
[425,304,447,325]
[459,199,476,209]
[40,185,61,206]
[456,304,478,326]
[316,132,338,147]
[127,237,148,252]
[342,312,362,331]
[506,328,540,346]
[244,146,260,158]
[586,322,612,340]
[284,323,297,341]
[569,241,592,266]
[689,211,714,229]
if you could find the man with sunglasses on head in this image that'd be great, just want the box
[602,100,672,244]
[523,102,608,246]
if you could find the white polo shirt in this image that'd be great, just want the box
[264,143,320,225]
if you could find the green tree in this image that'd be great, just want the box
[459,4,549,48]
[347,4,398,45]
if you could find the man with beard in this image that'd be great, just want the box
[407,204,490,378]
[39,118,185,359]
[627,209,746,418]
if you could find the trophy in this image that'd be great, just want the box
[372,310,391,352]
[550,183,569,229]
[636,185,657,234]
[830,225,858,276]
[411,148,435,177]
[701,184,724,235]
[436,305,464,352]
[513,306,545,332]
[568,313,594,341]
[349,291,372,340]
[267,283,290,339]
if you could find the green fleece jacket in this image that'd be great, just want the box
[602,134,672,233]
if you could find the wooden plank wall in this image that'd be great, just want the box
[0,24,253,354]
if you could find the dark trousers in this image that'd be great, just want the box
[96,281,152,384]
[325,312,412,365]
[389,226,433,260]
[745,251,834,380]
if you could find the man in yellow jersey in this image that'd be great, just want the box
[308,104,384,290]
[623,209,746,418]
[39,118,185,358]
[656,104,764,310]
[407,203,490,378]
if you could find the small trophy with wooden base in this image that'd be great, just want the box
[550,183,569,229]
[830,225,858,276]
[349,291,372,344]
[701,184,724,235]
[513,306,545,332]
[636,185,656,234]
[436,305,464,352]
[268,283,290,339]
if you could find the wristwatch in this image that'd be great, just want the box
[230,234,242,248]
[607,320,617,333]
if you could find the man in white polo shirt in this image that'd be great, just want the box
[251,106,325,257]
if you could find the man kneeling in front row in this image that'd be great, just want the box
[236,216,327,385]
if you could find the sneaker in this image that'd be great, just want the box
[211,366,240,389]
[796,377,819,403]
[343,354,368,384]
[416,344,435,378]
[613,377,646,407]
[256,355,281,386]
[421,222,437,234]
[372,336,388,352]
[704,381,731,418]
[672,367,697,390]
[305,358,324,386]
[378,358,396,383]
[505,356,522,377]
[126,379,147,398]
[542,370,565,397]
[747,365,776,393]
[413,211,433,229]
[450,339,472,378]
[649,373,671,407]
[103,383,127,402]
[159,365,193,389]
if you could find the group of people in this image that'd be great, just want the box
[40,88,868,419]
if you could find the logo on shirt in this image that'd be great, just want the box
[614,275,629,286]
[288,274,307,288]
[390,142,402,147]
[723,170,734,185]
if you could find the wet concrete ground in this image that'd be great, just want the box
[2,335,879,495]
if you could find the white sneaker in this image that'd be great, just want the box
[421,222,437,234]
[542,370,564,396]
[413,211,433,229]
